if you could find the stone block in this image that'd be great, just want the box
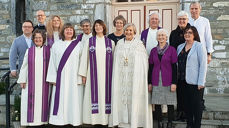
[213,34,224,40]
[73,10,84,15]
[49,11,72,16]
[214,45,226,51]
[85,0,110,3]
[213,52,227,59]
[57,3,81,10]
[69,15,89,23]
[0,37,5,42]
[0,10,8,14]
[213,2,229,8]
[1,47,9,53]
[51,0,69,3]
[0,0,9,3]
[85,10,94,15]
[81,4,95,9]
[50,5,57,10]
[0,25,9,30]
[217,15,229,21]
[33,1,48,10]
[215,112,229,120]
[71,0,83,3]
[6,36,16,43]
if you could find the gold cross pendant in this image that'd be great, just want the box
[124,57,128,66]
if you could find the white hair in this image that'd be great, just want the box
[148,11,161,23]
[156,29,169,38]
[123,23,137,34]
[190,2,202,9]
[177,11,189,18]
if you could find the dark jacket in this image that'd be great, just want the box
[169,23,191,50]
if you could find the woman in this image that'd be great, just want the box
[169,10,190,121]
[79,19,115,127]
[108,15,126,45]
[177,26,207,128]
[46,15,64,47]
[148,29,177,128]
[46,23,84,126]
[18,29,50,126]
[109,23,152,128]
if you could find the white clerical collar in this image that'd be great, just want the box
[149,27,157,31]
[38,23,45,26]
[191,16,201,21]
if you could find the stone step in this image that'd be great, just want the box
[172,120,229,128]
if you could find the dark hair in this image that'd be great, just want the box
[23,20,33,27]
[92,19,107,37]
[80,19,91,27]
[60,23,76,40]
[32,29,46,46]
[113,15,126,27]
[184,26,200,42]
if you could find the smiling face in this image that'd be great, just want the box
[52,16,61,30]
[149,14,159,29]
[115,19,124,31]
[190,3,201,20]
[157,31,167,44]
[184,29,194,43]
[22,22,33,36]
[64,27,74,40]
[36,10,46,24]
[124,26,135,41]
[95,23,104,35]
[178,15,188,29]
[81,22,91,35]
[34,33,43,47]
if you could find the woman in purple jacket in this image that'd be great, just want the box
[148,29,177,128]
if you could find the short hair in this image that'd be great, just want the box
[36,10,45,16]
[46,15,64,38]
[177,11,189,18]
[23,20,33,27]
[156,29,169,38]
[92,19,107,36]
[184,26,200,42]
[123,23,137,35]
[113,15,126,27]
[80,19,91,27]
[32,29,46,46]
[148,12,161,23]
[60,23,76,41]
[190,2,202,9]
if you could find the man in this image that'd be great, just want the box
[189,1,213,112]
[78,19,92,46]
[9,20,34,77]
[34,10,46,31]
[189,2,214,64]
[141,12,161,55]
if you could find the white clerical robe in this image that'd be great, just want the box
[18,47,48,126]
[78,36,115,125]
[109,38,152,128]
[46,39,84,126]
[146,28,158,55]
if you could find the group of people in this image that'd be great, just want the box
[9,1,213,128]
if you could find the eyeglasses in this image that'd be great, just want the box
[34,37,43,39]
[37,15,45,17]
[23,26,33,28]
[178,18,187,21]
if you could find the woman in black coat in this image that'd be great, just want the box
[169,10,190,121]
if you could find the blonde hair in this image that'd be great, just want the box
[46,15,64,38]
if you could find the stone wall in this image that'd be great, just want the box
[182,0,229,95]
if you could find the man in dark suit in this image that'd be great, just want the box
[9,20,35,77]
[33,10,46,31]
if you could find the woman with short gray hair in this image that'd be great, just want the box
[169,10,191,121]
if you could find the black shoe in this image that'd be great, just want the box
[167,122,172,128]
[186,125,192,128]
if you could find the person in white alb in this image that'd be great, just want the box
[189,1,214,111]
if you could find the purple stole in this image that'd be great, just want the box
[77,33,83,41]
[47,36,54,47]
[140,27,161,46]
[27,45,50,122]
[53,34,83,115]
[89,36,112,114]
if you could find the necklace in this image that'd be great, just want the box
[123,39,133,66]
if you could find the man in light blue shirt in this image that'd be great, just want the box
[9,20,34,77]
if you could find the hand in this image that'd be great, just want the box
[148,84,152,92]
[171,84,176,92]
[82,76,86,85]
[207,54,212,64]
[11,71,17,77]
[20,83,26,89]
[198,85,205,90]
[50,82,56,85]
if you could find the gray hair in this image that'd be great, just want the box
[123,23,137,35]
[177,11,189,18]
[148,12,161,23]
[80,19,91,26]
[156,29,169,38]
[190,2,202,9]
